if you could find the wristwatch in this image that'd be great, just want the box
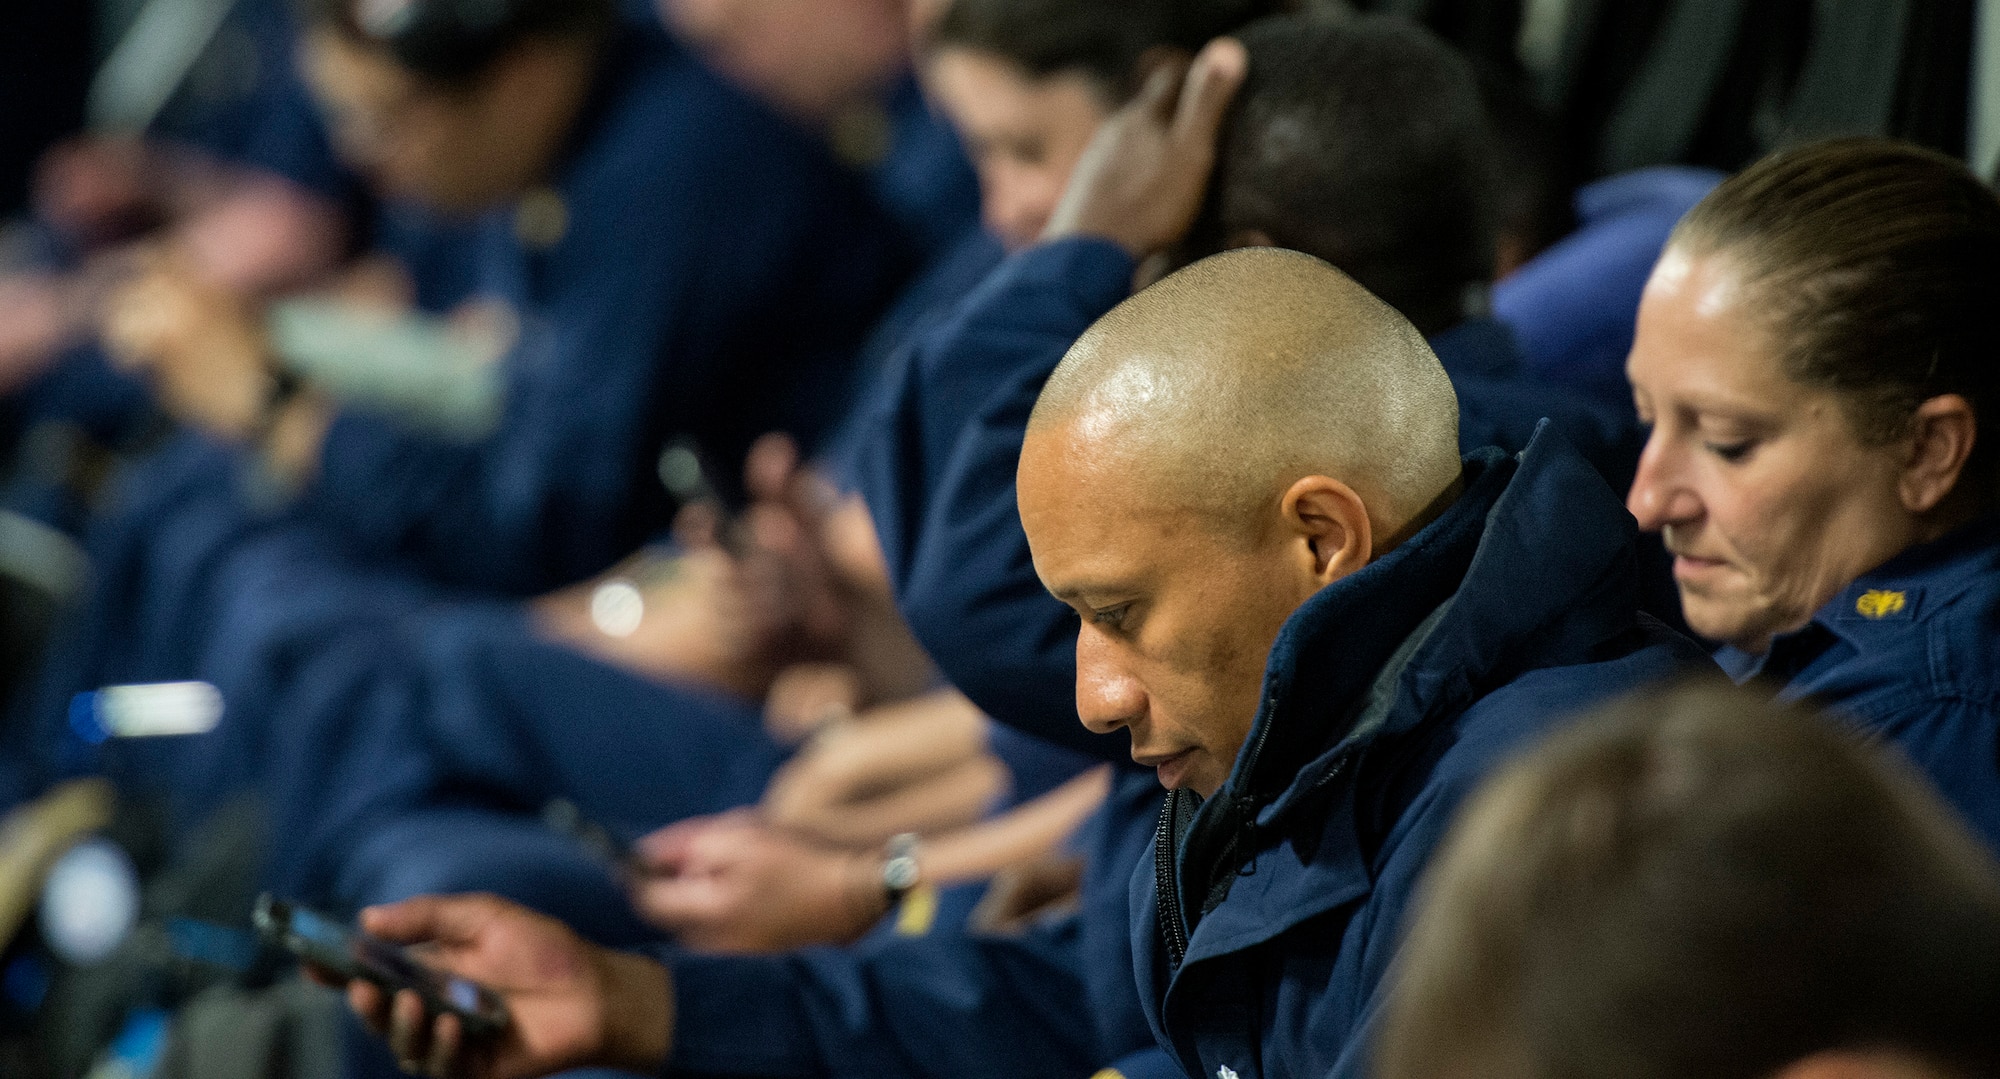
[881,832,922,905]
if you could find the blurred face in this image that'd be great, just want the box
[922,47,1111,250]
[1626,248,1924,654]
[1018,425,1326,797]
[301,31,582,213]
[661,0,909,118]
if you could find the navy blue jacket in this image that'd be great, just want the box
[300,28,911,593]
[857,237,1645,760]
[1140,429,1709,1079]
[1716,516,2000,852]
[658,766,1165,1078]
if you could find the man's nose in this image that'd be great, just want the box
[1626,434,1700,531]
[1075,635,1144,735]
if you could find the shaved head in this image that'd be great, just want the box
[1020,249,1468,796]
[1029,248,1462,540]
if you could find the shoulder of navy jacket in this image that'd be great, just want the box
[1823,514,2000,633]
[1020,236,1140,304]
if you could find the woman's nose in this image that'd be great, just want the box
[1626,441,1699,531]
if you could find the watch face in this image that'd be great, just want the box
[883,856,921,892]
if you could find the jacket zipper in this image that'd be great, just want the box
[1155,788,1190,969]
[1157,699,1278,972]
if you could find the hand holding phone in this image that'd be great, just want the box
[290,893,675,1079]
[255,894,510,1039]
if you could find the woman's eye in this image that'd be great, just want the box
[1089,605,1129,629]
[1705,440,1755,463]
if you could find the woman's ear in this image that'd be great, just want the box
[1281,476,1371,585]
[1899,394,1978,515]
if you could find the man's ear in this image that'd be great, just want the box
[1281,476,1371,585]
[1900,393,1978,515]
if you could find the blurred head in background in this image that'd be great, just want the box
[1625,139,2000,652]
[299,0,616,213]
[920,0,1286,249]
[1375,682,2000,1079]
[659,0,913,121]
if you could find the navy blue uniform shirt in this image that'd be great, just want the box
[1715,516,2000,851]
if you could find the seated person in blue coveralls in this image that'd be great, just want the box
[10,0,908,845]
[324,245,1704,1079]
[1624,138,2000,850]
[98,0,908,592]
[1375,682,2000,1079]
[0,0,363,502]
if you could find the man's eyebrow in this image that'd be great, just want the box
[1046,581,1133,605]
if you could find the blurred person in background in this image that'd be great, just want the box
[1375,682,2000,1079]
[7,0,911,894]
[658,0,979,258]
[1625,138,2000,851]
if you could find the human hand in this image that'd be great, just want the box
[763,662,864,744]
[627,811,886,952]
[100,258,278,441]
[760,690,1005,847]
[33,135,162,246]
[0,274,73,395]
[341,894,673,1079]
[532,544,795,698]
[1040,37,1248,260]
[173,175,348,294]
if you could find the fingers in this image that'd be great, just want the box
[361,893,502,947]
[426,1011,464,1079]
[389,988,432,1073]
[1134,52,1194,123]
[351,979,390,1037]
[743,432,800,502]
[1172,37,1249,147]
[672,500,724,550]
[631,816,707,873]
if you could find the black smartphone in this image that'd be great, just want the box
[253,893,510,1039]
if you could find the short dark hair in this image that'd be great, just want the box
[927,0,1290,104]
[1187,13,1497,336]
[300,0,615,84]
[1672,137,2000,508]
[1375,681,2000,1079]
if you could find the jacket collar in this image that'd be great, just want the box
[1427,315,1524,383]
[1243,422,1639,809]
[1171,424,1645,946]
[1718,513,2000,679]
